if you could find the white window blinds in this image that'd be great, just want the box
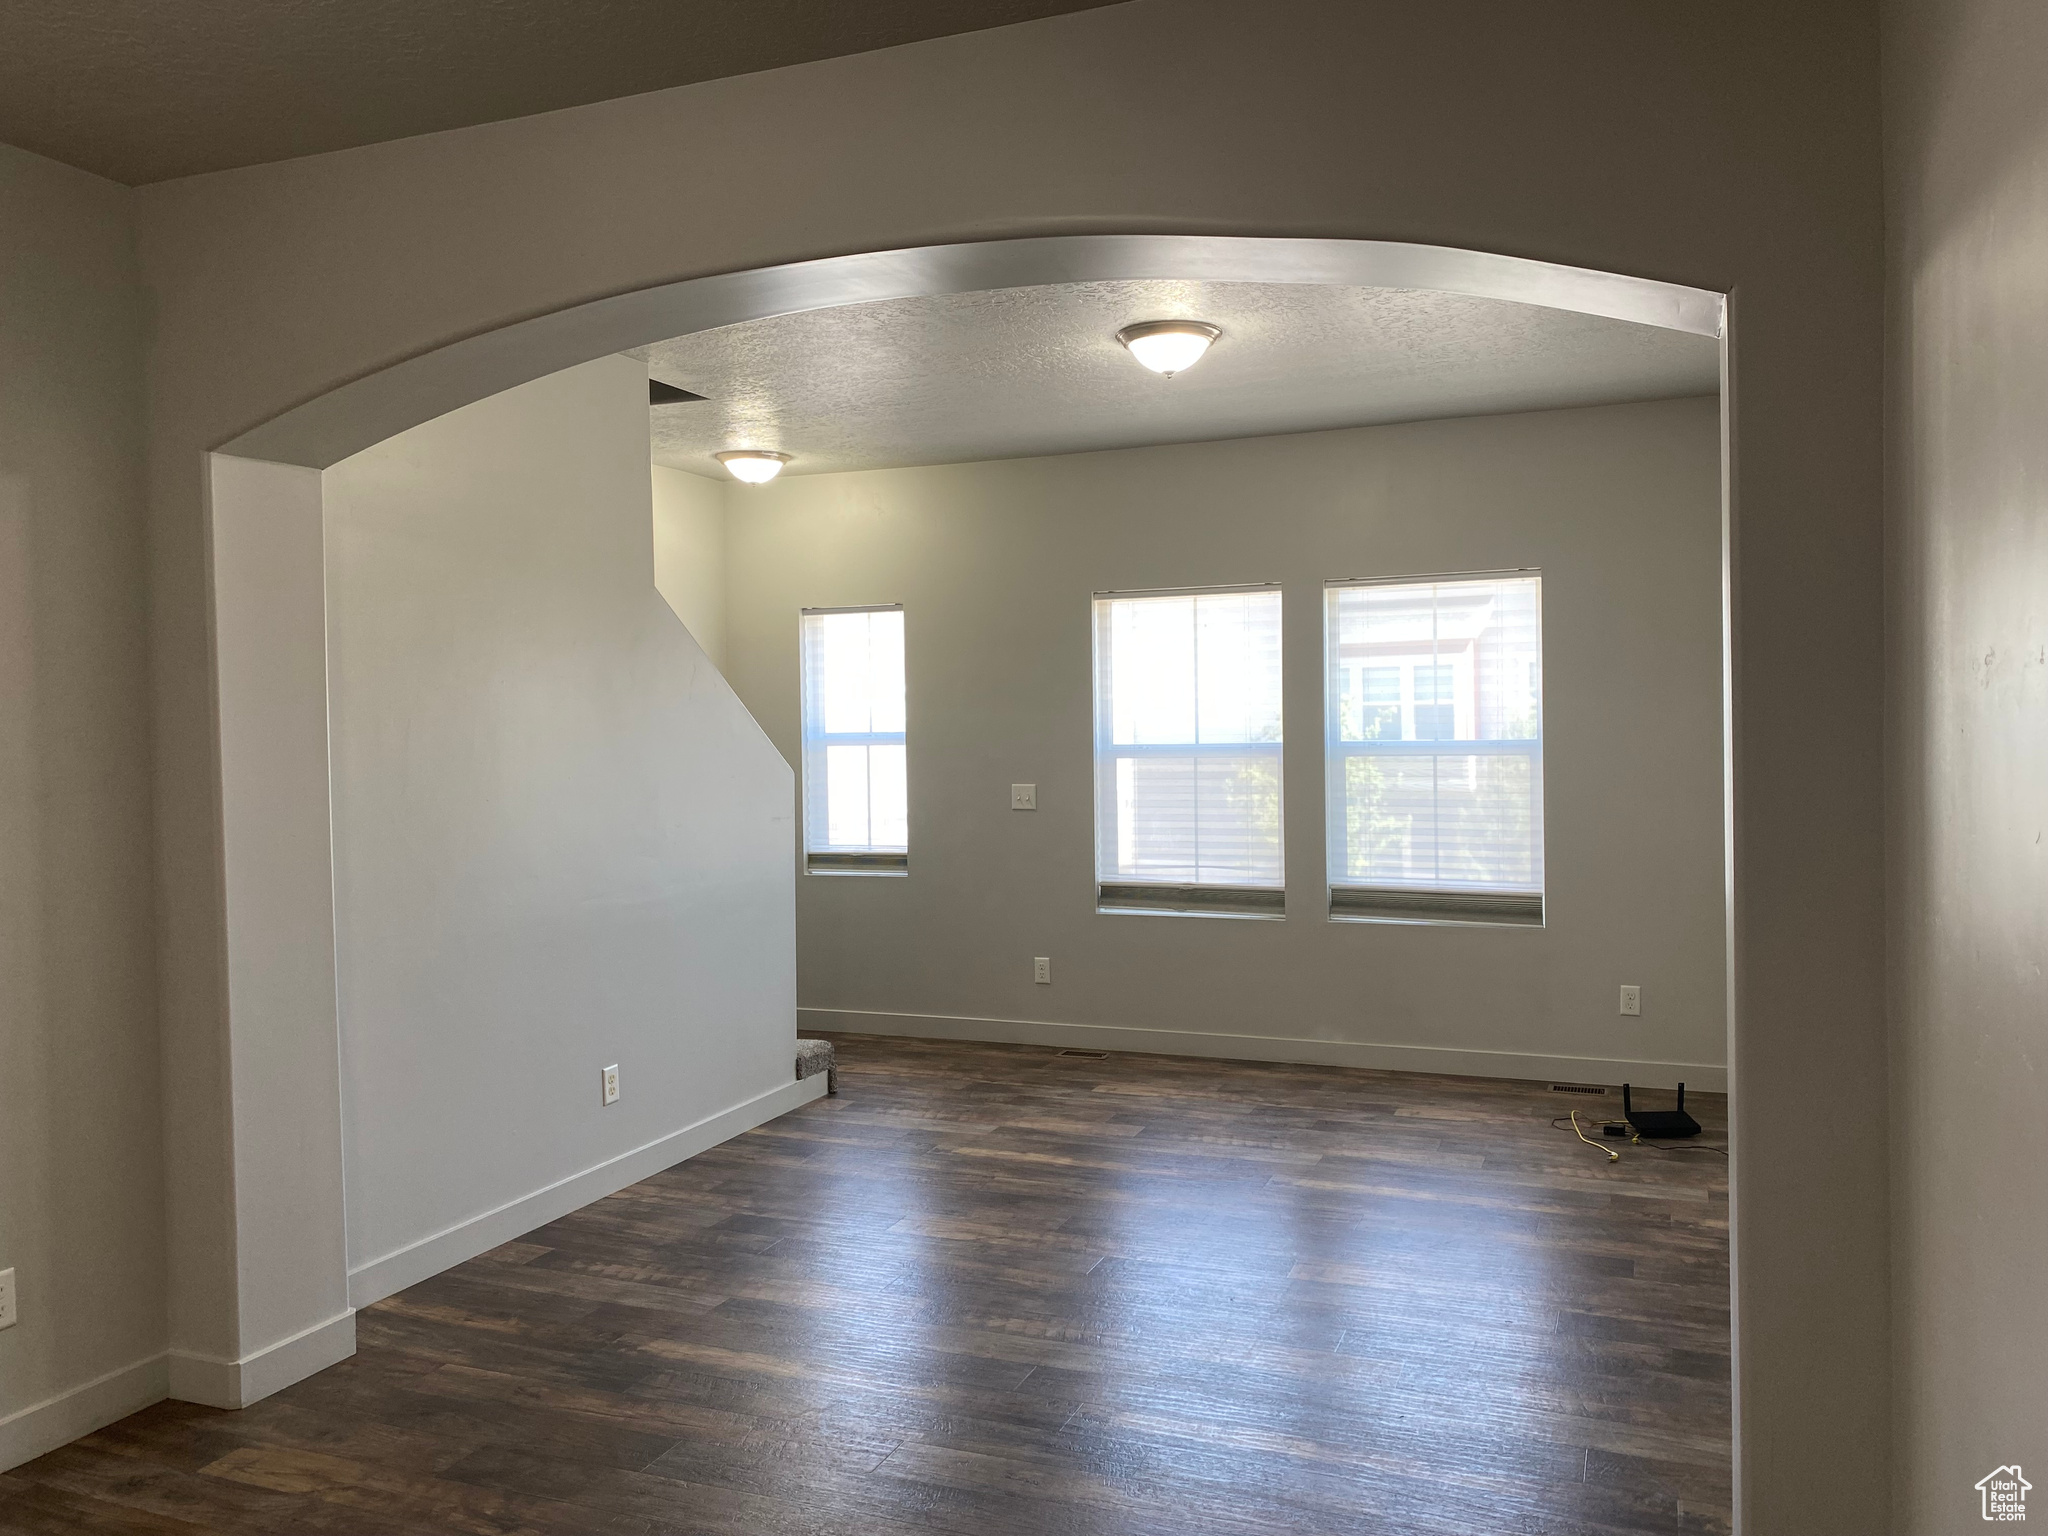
[1092,586,1284,915]
[800,606,907,873]
[1325,573,1543,924]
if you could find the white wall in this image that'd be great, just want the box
[0,144,166,1468]
[1884,0,2048,1521]
[652,463,727,669]
[722,397,1726,1084]
[324,355,808,1304]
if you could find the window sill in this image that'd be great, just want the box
[1328,886,1543,928]
[807,852,908,876]
[1096,883,1285,919]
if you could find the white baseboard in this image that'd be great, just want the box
[168,1309,357,1410]
[800,1007,1727,1092]
[348,1073,828,1310]
[0,1352,169,1474]
[2,1079,828,1469]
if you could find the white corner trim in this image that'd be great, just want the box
[348,1073,827,1311]
[799,1007,1727,1092]
[0,1352,169,1474]
[168,1309,357,1410]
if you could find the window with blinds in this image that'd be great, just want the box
[800,605,907,874]
[1092,586,1284,916]
[1325,572,1543,925]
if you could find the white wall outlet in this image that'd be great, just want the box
[1619,985,1641,1017]
[1033,956,1051,984]
[602,1064,621,1105]
[1011,783,1038,811]
[0,1267,16,1330]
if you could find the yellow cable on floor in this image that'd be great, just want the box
[1572,1109,1619,1162]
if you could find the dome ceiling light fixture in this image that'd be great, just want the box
[1115,319,1222,377]
[715,449,791,484]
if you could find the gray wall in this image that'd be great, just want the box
[324,356,798,1293]
[652,463,728,669]
[0,144,164,1462]
[1885,0,2048,1524]
[722,399,1728,1085]
[126,1,1886,1523]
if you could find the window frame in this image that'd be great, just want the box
[1090,581,1287,920]
[799,602,909,877]
[1322,568,1545,927]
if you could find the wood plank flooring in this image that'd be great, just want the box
[1,1036,1730,1535]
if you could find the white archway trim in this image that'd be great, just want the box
[221,235,1723,470]
[196,234,1728,1411]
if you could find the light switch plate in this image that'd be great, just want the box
[1011,783,1038,810]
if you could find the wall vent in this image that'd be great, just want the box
[1550,1082,1608,1095]
[1057,1049,1109,1059]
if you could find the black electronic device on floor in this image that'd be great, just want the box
[1623,1082,1701,1139]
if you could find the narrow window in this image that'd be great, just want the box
[800,606,907,874]
[1092,586,1284,917]
[1325,572,1543,925]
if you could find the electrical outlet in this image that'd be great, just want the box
[0,1267,16,1330]
[1011,783,1038,811]
[1033,956,1051,985]
[1619,985,1641,1017]
[602,1064,621,1105]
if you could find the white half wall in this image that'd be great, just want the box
[724,397,1726,1085]
[323,355,798,1287]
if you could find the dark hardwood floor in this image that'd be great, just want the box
[1,1036,1730,1535]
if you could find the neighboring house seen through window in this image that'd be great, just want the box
[1092,585,1284,916]
[800,605,907,874]
[1324,573,1543,924]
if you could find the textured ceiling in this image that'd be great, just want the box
[634,281,1721,479]
[0,0,1131,185]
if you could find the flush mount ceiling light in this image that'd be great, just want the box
[1115,319,1222,377]
[715,450,791,484]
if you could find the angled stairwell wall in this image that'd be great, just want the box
[322,355,810,1307]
